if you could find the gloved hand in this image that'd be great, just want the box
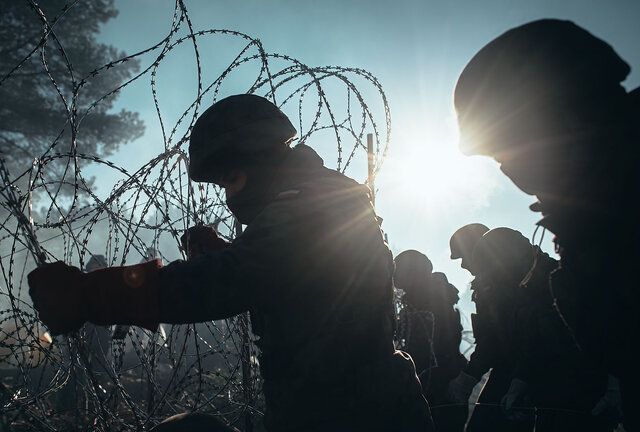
[501,378,531,421]
[591,375,623,429]
[180,226,229,259]
[448,371,478,403]
[28,260,161,336]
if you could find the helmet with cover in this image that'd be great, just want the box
[189,94,297,183]
[454,19,632,198]
[394,250,433,293]
[472,227,534,286]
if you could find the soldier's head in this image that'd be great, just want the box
[454,19,637,205]
[395,251,459,307]
[189,94,297,223]
[449,223,489,275]
[472,227,534,287]
[432,272,460,306]
[394,250,433,292]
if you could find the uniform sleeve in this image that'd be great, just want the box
[157,199,303,324]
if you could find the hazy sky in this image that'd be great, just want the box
[97,0,640,315]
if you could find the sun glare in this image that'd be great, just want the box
[378,116,500,216]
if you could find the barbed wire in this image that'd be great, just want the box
[0,0,391,430]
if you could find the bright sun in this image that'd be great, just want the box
[378,117,499,216]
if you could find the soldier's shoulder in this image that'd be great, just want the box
[280,169,372,206]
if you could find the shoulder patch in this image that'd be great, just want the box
[276,189,301,200]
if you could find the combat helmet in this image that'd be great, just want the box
[472,227,534,285]
[450,223,489,260]
[394,250,433,293]
[454,19,630,160]
[189,94,297,182]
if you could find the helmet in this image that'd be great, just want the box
[450,223,489,260]
[394,250,432,292]
[189,94,297,182]
[432,272,460,306]
[471,227,533,283]
[454,19,630,159]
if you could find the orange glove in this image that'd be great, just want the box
[180,226,230,259]
[28,260,160,336]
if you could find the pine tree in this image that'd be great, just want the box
[0,0,144,196]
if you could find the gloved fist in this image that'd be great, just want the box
[592,375,623,429]
[180,225,229,259]
[448,371,478,403]
[501,378,531,422]
[29,260,160,336]
[28,262,88,336]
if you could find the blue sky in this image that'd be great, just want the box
[96,0,640,315]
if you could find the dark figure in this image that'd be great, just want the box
[454,19,635,430]
[460,228,532,432]
[472,228,612,432]
[28,94,434,432]
[394,250,468,432]
[446,223,489,408]
[449,223,489,277]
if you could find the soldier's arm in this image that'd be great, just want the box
[157,200,304,323]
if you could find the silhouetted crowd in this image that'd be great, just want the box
[392,18,639,432]
[27,18,639,432]
[396,223,620,432]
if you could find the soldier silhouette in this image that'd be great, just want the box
[454,19,636,430]
[471,228,612,432]
[394,249,468,432]
[446,224,489,413]
[28,94,435,432]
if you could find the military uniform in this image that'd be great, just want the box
[545,225,634,431]
[510,251,611,432]
[468,233,613,432]
[465,276,532,432]
[157,145,433,432]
